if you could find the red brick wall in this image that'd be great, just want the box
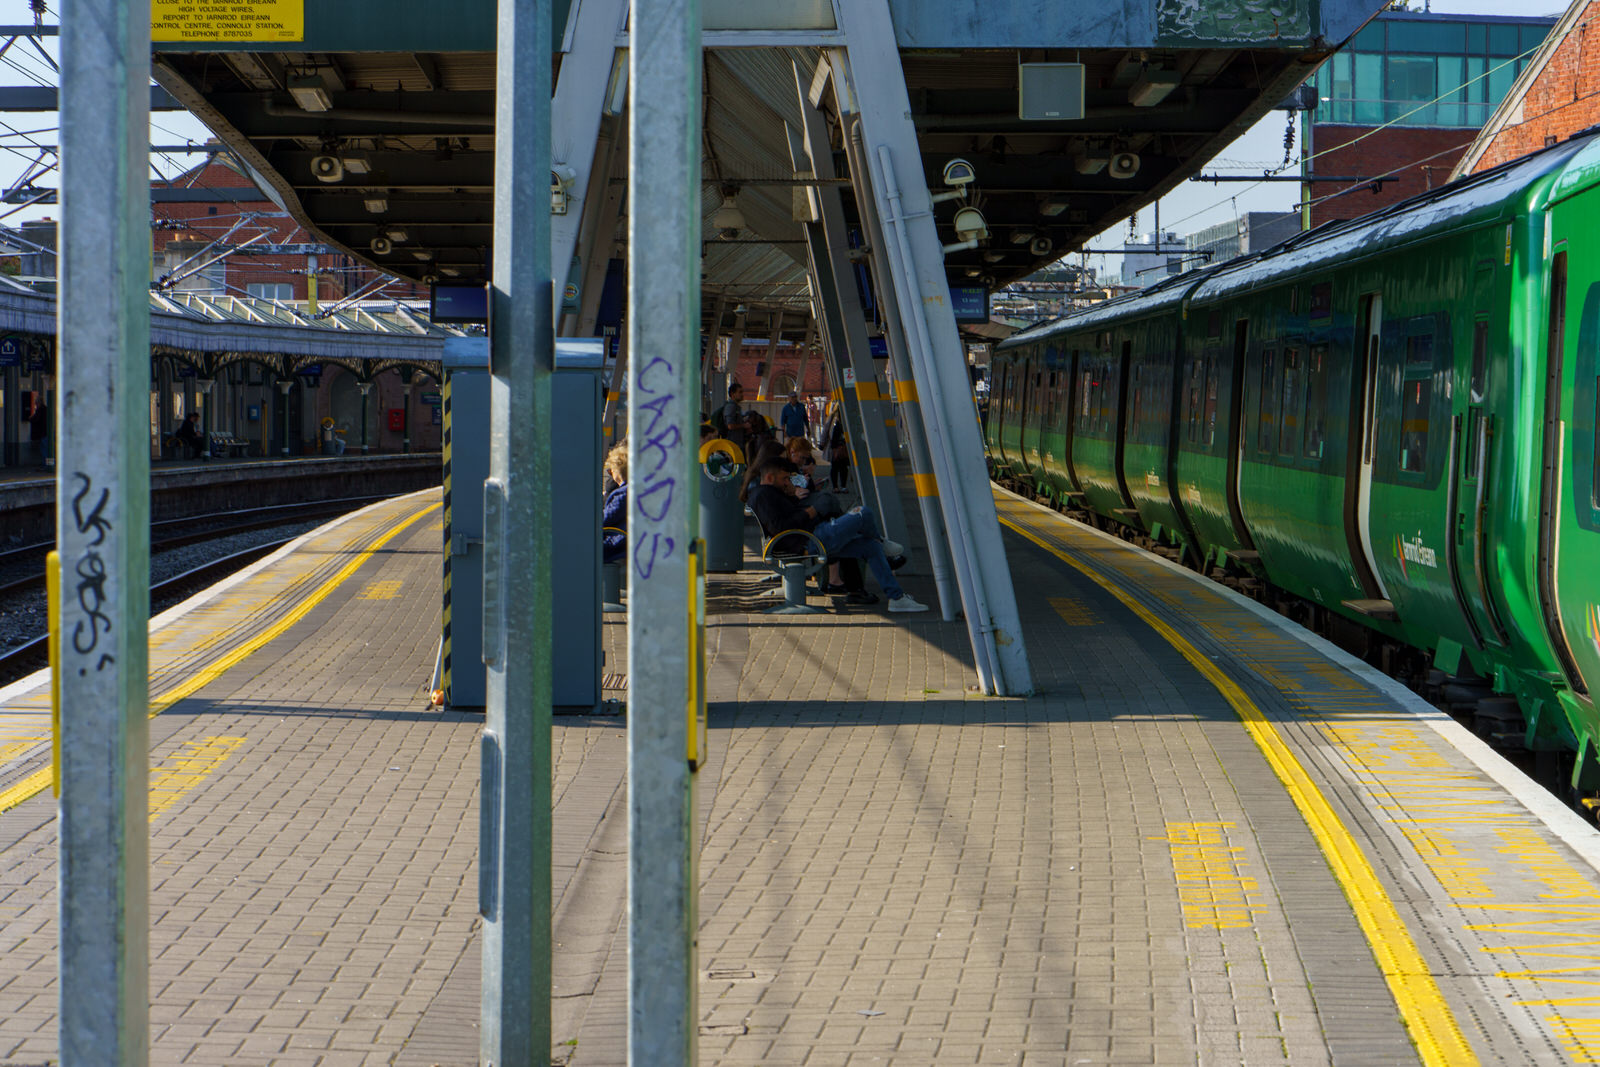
[727,342,833,397]
[1470,2,1600,173]
[1309,125,1477,226]
[152,159,419,301]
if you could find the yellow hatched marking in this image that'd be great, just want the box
[0,501,441,817]
[1158,822,1260,929]
[999,503,1478,1067]
[1048,596,1100,626]
[0,740,38,764]
[149,736,246,818]
[358,579,403,601]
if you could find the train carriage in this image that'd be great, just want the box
[989,130,1600,795]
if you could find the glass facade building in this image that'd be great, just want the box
[1313,13,1555,128]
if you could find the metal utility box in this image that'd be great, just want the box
[438,336,603,711]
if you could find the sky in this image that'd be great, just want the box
[0,0,1576,274]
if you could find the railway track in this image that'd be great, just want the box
[0,497,384,686]
[0,497,382,600]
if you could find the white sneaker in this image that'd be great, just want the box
[881,539,906,557]
[888,593,929,613]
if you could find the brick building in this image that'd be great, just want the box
[1304,11,1554,226]
[151,153,411,303]
[1453,0,1600,177]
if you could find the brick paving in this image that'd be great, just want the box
[3,483,1598,1064]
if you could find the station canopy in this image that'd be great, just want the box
[152,0,1379,330]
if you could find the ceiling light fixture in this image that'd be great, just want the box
[363,197,387,214]
[341,154,372,175]
[287,73,333,112]
[712,188,746,231]
[1129,68,1181,108]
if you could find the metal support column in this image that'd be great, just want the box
[830,64,956,619]
[551,0,630,328]
[628,0,702,1060]
[481,0,554,1061]
[756,311,783,402]
[717,310,745,415]
[835,4,1033,695]
[58,0,151,1060]
[700,293,726,411]
[795,320,814,413]
[791,67,908,544]
[601,334,628,443]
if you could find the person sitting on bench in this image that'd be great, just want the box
[745,458,927,613]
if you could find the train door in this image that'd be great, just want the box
[1113,340,1136,508]
[1448,265,1508,648]
[1062,348,1083,492]
[1536,247,1589,696]
[1352,294,1392,602]
[1224,319,1256,548]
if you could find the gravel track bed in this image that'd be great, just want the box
[0,522,321,654]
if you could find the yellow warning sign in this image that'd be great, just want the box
[152,0,303,42]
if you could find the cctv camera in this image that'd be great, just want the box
[311,155,344,183]
[943,158,977,188]
[369,235,393,256]
[952,206,989,242]
[1108,152,1141,180]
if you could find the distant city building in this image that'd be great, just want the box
[1120,230,1185,287]
[1304,11,1555,226]
[1453,0,1600,178]
[1185,211,1303,265]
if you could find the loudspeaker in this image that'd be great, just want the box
[369,236,393,256]
[1109,152,1141,180]
[1018,63,1085,121]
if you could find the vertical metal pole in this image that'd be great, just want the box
[700,292,726,411]
[756,312,782,402]
[601,334,628,444]
[482,0,553,1062]
[717,311,745,416]
[837,0,1033,694]
[628,0,700,1058]
[833,92,956,620]
[58,0,150,1061]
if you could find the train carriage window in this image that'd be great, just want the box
[1203,356,1219,448]
[1258,347,1278,453]
[1304,344,1329,460]
[1400,380,1432,473]
[1309,283,1333,321]
[1280,346,1301,455]
[1185,357,1204,444]
[1470,320,1488,403]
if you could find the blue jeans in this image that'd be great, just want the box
[811,507,902,599]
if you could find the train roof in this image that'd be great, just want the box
[997,127,1600,353]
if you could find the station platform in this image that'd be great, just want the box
[2,485,1600,1064]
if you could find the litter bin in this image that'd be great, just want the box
[699,437,746,572]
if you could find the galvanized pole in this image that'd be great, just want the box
[833,97,957,620]
[628,0,700,1059]
[57,0,151,1061]
[481,0,554,1062]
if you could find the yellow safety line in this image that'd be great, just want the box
[0,501,440,817]
[998,507,1478,1067]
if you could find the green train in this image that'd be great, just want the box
[987,131,1600,798]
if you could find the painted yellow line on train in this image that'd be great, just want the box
[998,508,1479,1067]
[0,501,439,818]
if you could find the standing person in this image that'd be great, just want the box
[27,394,47,467]
[827,413,851,490]
[716,382,746,449]
[779,391,809,445]
[175,411,207,460]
